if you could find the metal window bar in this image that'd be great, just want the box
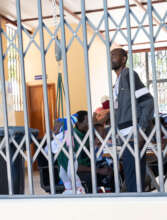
[125,0,142,192]
[148,50,167,113]
[0,20,13,195]
[37,0,56,194]
[16,0,34,195]
[59,0,77,193]
[147,0,164,192]
[131,50,167,113]
[7,25,23,112]
[81,0,97,194]
[103,0,120,193]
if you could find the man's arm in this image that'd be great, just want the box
[126,71,154,130]
[134,72,154,130]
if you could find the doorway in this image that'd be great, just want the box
[27,83,56,169]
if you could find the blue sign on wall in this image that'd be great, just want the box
[34,75,48,80]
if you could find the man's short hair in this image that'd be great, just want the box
[76,111,88,123]
[111,48,128,58]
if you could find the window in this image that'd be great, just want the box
[6,24,23,111]
[131,50,167,113]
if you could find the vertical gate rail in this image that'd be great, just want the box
[147,0,164,192]
[125,0,142,192]
[0,19,13,195]
[16,0,34,194]
[59,0,76,193]
[103,0,120,193]
[16,0,34,195]
[81,0,97,194]
[37,0,56,194]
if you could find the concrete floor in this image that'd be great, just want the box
[24,170,48,195]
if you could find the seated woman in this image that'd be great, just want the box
[45,111,87,194]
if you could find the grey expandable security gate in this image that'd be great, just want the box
[0,0,167,198]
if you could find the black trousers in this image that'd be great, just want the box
[78,171,114,193]
[122,142,146,192]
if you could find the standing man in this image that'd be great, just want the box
[110,48,154,192]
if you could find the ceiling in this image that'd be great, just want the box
[0,0,167,51]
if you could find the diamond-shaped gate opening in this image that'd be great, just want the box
[154,24,167,45]
[152,5,167,42]
[2,27,17,44]
[64,19,83,52]
[0,135,26,195]
[86,13,105,49]
[95,127,113,160]
[2,30,19,59]
[32,134,48,164]
[129,8,150,45]
[108,8,127,47]
[9,134,27,194]
[52,132,70,162]
[43,21,61,55]
[74,130,90,161]
[10,135,27,163]
[140,125,157,159]
[23,25,40,58]
[117,129,134,157]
